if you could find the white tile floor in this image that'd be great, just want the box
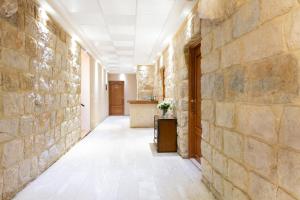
[14,116,215,200]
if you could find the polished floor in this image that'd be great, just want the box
[14,117,214,200]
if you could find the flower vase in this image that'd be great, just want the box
[162,109,168,117]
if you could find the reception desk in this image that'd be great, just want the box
[128,100,159,128]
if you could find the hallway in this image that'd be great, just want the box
[14,117,214,200]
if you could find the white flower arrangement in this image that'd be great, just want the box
[157,100,174,116]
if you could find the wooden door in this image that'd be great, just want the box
[189,44,202,162]
[109,81,124,115]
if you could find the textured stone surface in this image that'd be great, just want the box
[233,0,260,38]
[0,0,82,198]
[201,120,210,142]
[224,130,243,161]
[227,159,248,190]
[136,65,154,100]
[19,159,31,186]
[221,39,243,68]
[261,0,297,23]
[0,118,19,142]
[216,102,235,128]
[248,173,277,200]
[3,165,18,200]
[153,1,300,200]
[201,100,214,122]
[2,22,24,49]
[201,73,215,99]
[224,180,249,200]
[286,7,300,50]
[212,170,223,196]
[213,18,232,48]
[245,54,298,102]
[242,17,286,63]
[201,158,213,183]
[2,139,23,168]
[280,107,300,150]
[20,115,34,136]
[0,0,18,18]
[201,140,212,163]
[212,149,226,175]
[211,126,222,151]
[201,32,212,55]
[201,50,220,73]
[278,150,300,199]
[2,49,29,71]
[277,189,297,200]
[224,65,245,100]
[244,138,276,180]
[214,73,225,101]
[237,105,277,144]
[2,93,24,116]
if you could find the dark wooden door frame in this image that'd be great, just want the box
[109,81,125,115]
[187,40,202,159]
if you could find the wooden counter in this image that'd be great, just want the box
[128,100,159,128]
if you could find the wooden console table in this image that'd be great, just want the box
[154,115,177,152]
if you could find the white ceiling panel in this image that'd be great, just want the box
[115,46,134,51]
[111,34,135,41]
[71,13,105,25]
[117,50,134,56]
[80,25,110,40]
[95,41,113,46]
[113,41,134,47]
[104,15,136,26]
[108,25,135,35]
[97,45,116,51]
[98,0,136,15]
[48,0,195,73]
[120,56,133,62]
[61,0,101,13]
[138,0,175,15]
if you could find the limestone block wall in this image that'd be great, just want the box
[153,60,162,101]
[200,0,300,200]
[136,65,154,100]
[153,0,300,199]
[0,0,82,199]
[153,5,201,157]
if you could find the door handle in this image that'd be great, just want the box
[81,103,85,107]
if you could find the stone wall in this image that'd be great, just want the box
[154,0,300,199]
[200,0,300,200]
[153,5,201,157]
[136,65,154,100]
[0,0,82,199]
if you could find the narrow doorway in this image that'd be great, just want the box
[109,81,125,115]
[188,43,202,163]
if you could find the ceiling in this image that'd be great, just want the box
[43,0,195,73]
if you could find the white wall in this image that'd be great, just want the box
[108,73,137,115]
[80,50,91,137]
[90,59,109,129]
